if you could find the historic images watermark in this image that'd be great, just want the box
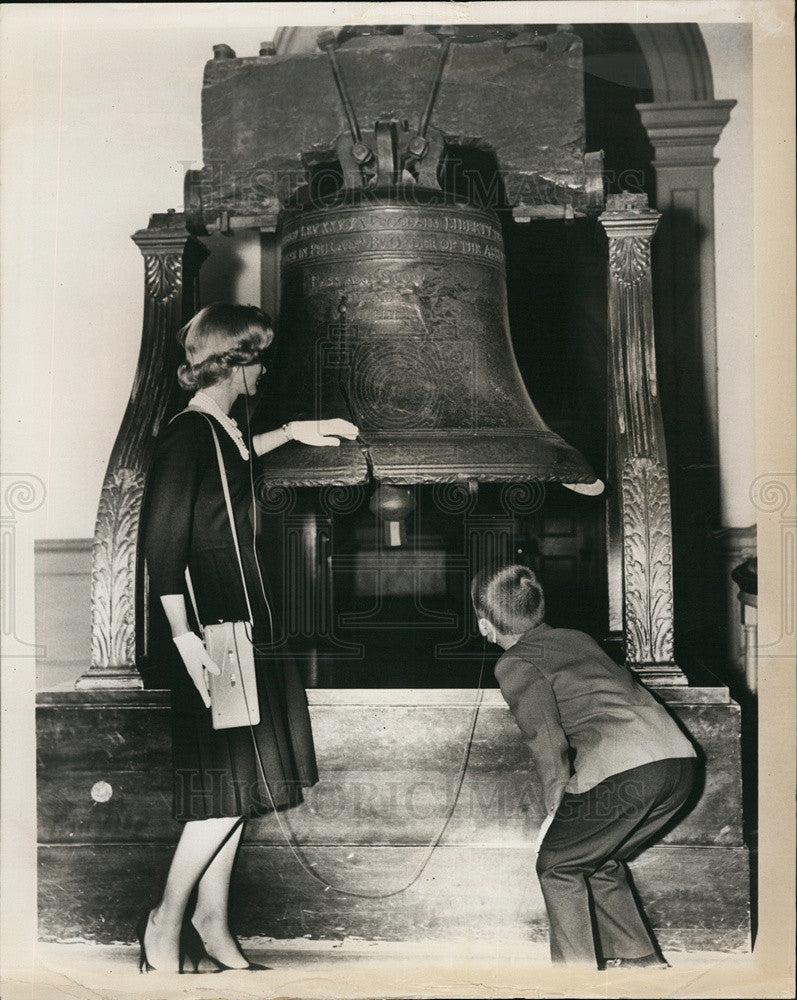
[170,770,551,830]
[178,158,646,217]
[749,472,796,652]
[169,769,661,836]
[1,473,46,659]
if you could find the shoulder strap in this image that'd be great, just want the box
[184,568,203,637]
[184,411,254,626]
[170,408,205,633]
[169,406,195,424]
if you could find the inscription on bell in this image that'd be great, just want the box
[370,310,410,321]
[291,210,501,241]
[282,231,504,267]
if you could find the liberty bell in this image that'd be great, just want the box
[258,30,602,496]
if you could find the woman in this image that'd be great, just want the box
[140,302,357,973]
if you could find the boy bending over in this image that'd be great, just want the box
[472,563,697,968]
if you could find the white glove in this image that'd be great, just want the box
[286,418,359,447]
[173,632,220,709]
[533,811,556,854]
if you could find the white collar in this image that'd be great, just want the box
[188,391,250,460]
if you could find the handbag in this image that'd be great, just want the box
[203,620,260,730]
[184,413,260,729]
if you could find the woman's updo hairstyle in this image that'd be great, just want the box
[177,303,274,391]
[471,563,545,636]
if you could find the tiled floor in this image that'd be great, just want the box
[2,939,762,1000]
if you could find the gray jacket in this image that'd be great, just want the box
[495,624,696,814]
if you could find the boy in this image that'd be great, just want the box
[472,564,697,968]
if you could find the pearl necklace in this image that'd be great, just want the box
[188,391,250,461]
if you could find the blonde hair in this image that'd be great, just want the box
[471,563,545,635]
[177,303,273,391]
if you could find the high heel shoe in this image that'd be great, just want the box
[190,920,270,971]
[135,911,154,973]
[135,909,220,974]
[180,920,221,973]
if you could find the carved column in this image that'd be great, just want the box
[600,193,686,684]
[77,216,208,689]
[636,100,736,663]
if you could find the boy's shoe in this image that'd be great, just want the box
[602,954,670,969]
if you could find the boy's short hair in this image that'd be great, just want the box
[471,564,545,635]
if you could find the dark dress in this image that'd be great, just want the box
[143,408,318,822]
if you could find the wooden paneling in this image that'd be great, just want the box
[37,842,749,948]
[38,691,743,849]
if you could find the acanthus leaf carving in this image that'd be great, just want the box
[90,467,145,668]
[621,457,675,664]
[144,252,183,304]
[608,236,651,286]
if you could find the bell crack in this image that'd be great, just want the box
[338,378,375,484]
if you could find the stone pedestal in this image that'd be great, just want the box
[37,687,749,950]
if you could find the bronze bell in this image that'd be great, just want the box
[259,185,601,492]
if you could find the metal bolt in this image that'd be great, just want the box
[212,44,236,60]
[408,136,429,159]
[352,142,373,165]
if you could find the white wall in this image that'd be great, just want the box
[700,23,756,528]
[0,5,265,543]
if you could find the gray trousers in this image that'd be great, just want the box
[536,757,697,965]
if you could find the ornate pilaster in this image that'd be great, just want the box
[77,215,208,688]
[600,193,686,684]
[636,100,736,664]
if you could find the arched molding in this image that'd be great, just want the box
[630,23,714,102]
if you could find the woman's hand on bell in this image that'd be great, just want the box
[288,419,359,447]
[173,631,220,709]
